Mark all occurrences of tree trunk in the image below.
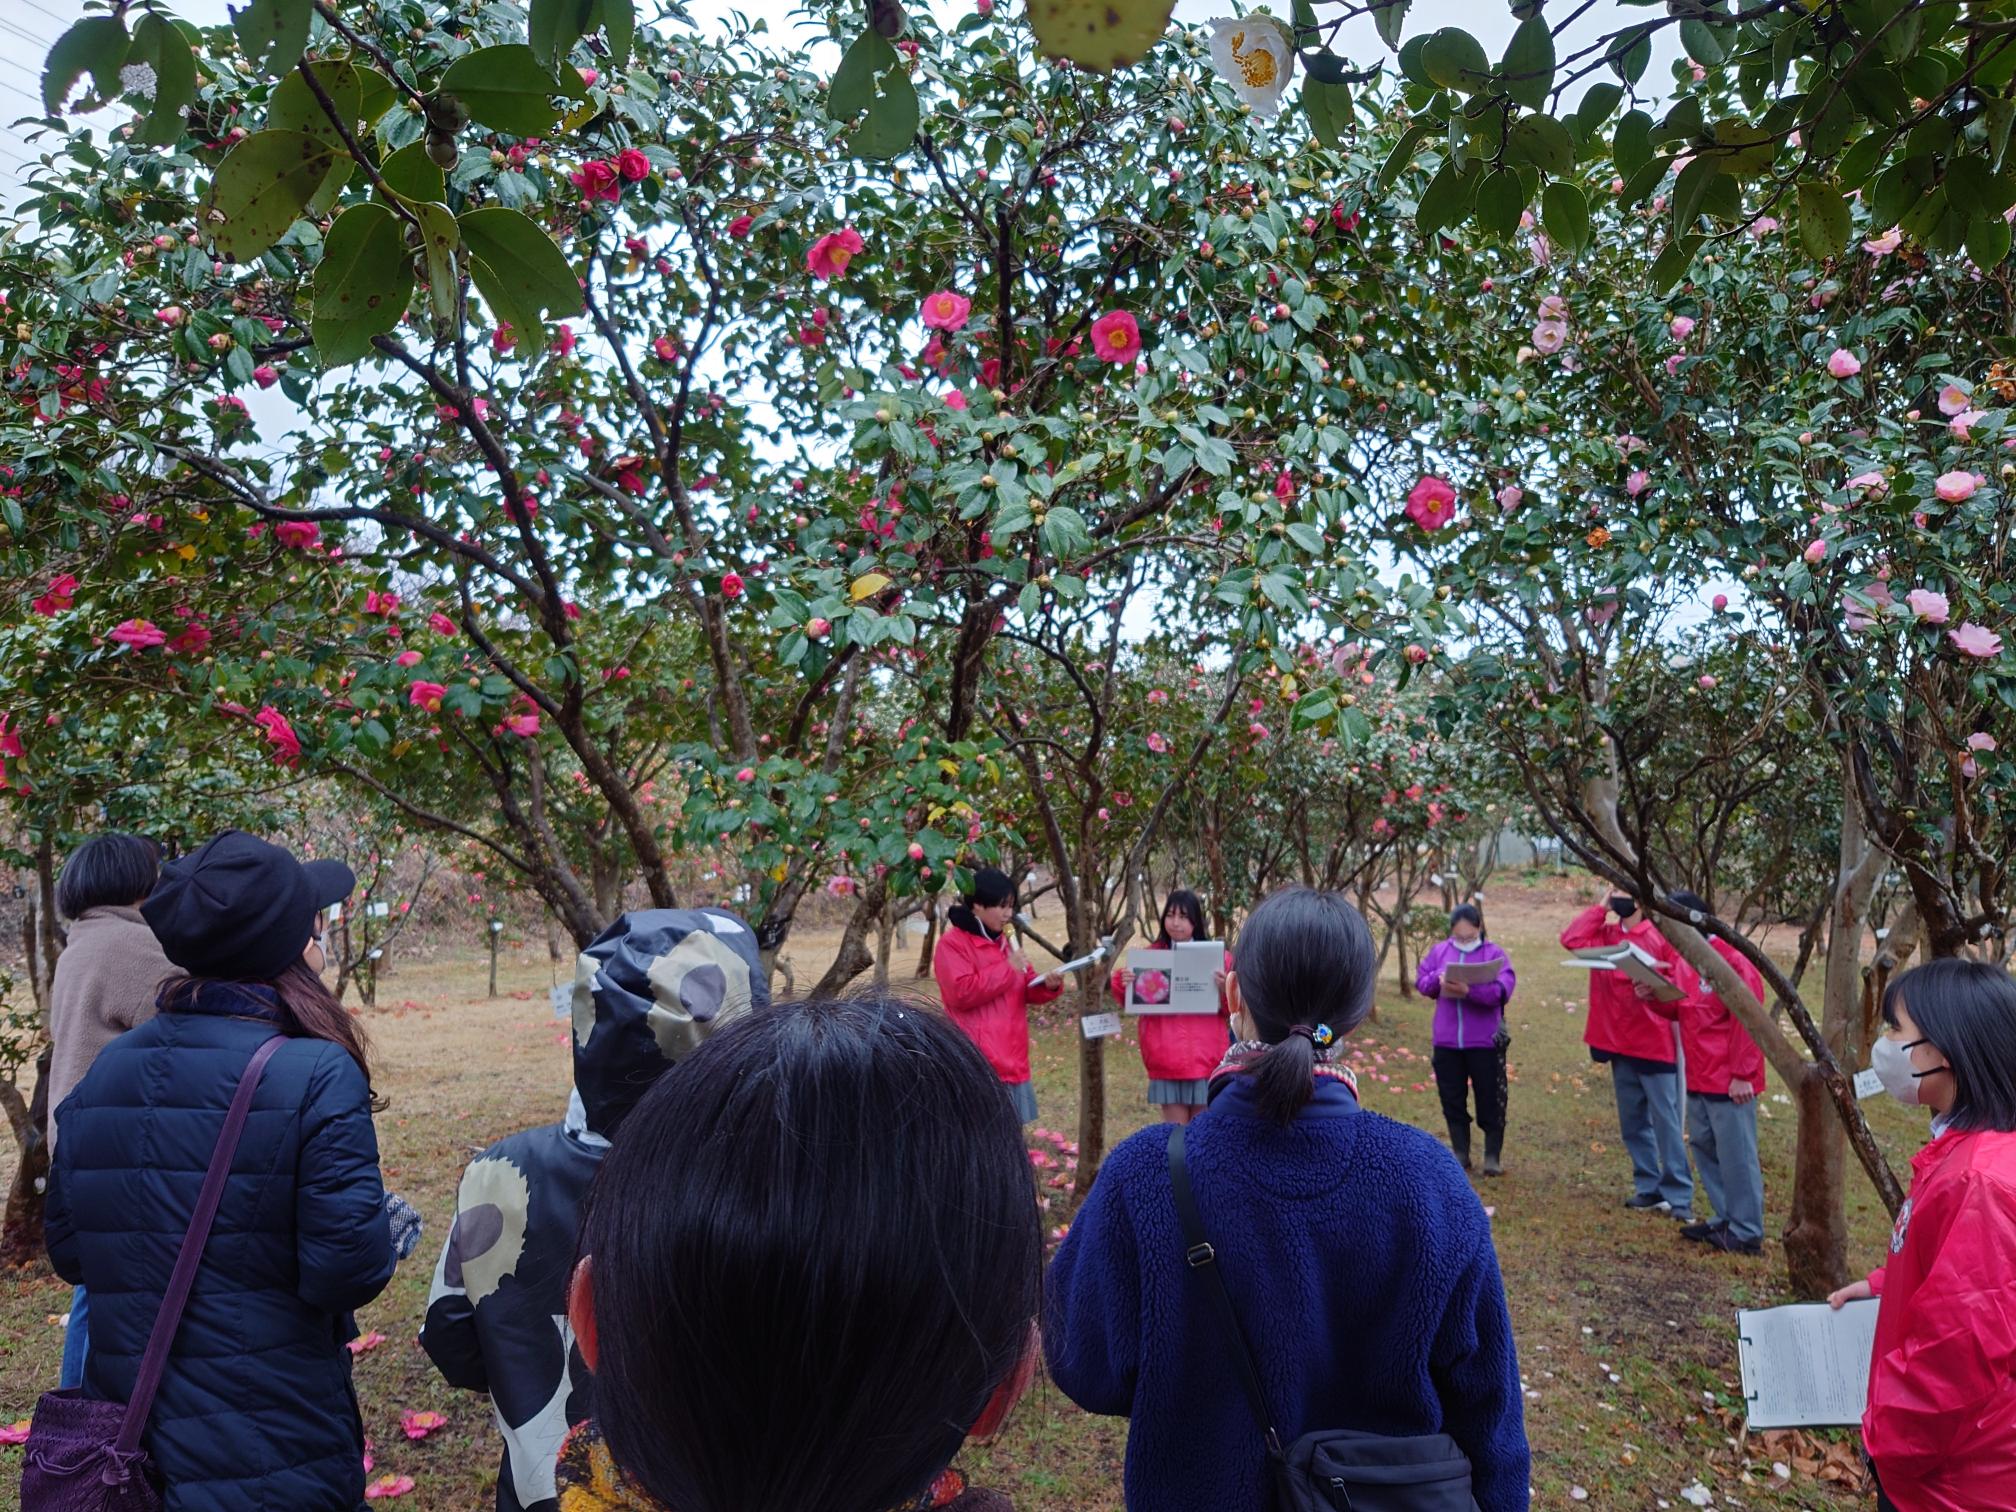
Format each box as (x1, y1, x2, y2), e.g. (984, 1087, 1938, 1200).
(809, 877, 888, 998)
(916, 897, 941, 978)
(5, 838, 63, 1265)
(1071, 877, 1106, 1199)
(1781, 1067, 1846, 1297)
(873, 900, 897, 991)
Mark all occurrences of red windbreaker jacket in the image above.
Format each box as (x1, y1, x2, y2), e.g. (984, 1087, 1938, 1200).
(933, 920, 1062, 1085)
(1653, 936, 1767, 1096)
(1558, 905, 1681, 1064)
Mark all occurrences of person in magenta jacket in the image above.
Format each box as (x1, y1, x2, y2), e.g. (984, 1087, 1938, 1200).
(1109, 890, 1231, 1126)
(1560, 893, 1692, 1220)
(1416, 904, 1516, 1175)
(1824, 959, 2016, 1512)
(1651, 891, 1769, 1256)
(934, 868, 1064, 1124)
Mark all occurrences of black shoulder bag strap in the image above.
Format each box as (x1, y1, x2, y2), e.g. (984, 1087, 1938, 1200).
(1168, 1125, 1296, 1501)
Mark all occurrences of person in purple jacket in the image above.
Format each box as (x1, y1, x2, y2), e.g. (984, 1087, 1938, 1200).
(1416, 904, 1517, 1176)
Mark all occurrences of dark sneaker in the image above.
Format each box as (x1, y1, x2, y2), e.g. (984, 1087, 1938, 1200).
(1704, 1228, 1763, 1256)
(1481, 1154, 1504, 1177)
(1679, 1220, 1726, 1244)
(1623, 1194, 1672, 1213)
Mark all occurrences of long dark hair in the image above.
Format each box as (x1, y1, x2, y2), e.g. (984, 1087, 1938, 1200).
(578, 994, 1041, 1512)
(1157, 888, 1208, 946)
(160, 960, 376, 1093)
(1883, 959, 2016, 1133)
(1234, 887, 1377, 1124)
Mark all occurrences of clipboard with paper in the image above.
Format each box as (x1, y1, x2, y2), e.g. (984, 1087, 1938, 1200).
(1440, 957, 1504, 987)
(1736, 1300, 1878, 1428)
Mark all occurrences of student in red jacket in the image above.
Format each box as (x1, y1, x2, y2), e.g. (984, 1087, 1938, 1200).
(1108, 889, 1230, 1126)
(1561, 893, 1692, 1219)
(1654, 892, 1768, 1256)
(934, 868, 1064, 1124)
(1826, 959, 2016, 1512)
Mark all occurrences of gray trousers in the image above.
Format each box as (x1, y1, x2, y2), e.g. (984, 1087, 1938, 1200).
(1612, 1059, 1693, 1214)
(1687, 1092, 1765, 1242)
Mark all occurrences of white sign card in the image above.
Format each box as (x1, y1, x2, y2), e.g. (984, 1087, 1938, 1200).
(1854, 1067, 1885, 1100)
(1737, 1300, 1878, 1429)
(1081, 1012, 1123, 1039)
(1124, 941, 1223, 1015)
(551, 983, 574, 1021)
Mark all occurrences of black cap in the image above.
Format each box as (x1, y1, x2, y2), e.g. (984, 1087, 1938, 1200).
(142, 830, 355, 982)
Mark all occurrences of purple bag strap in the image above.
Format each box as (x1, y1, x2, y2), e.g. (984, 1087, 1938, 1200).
(114, 1035, 287, 1455)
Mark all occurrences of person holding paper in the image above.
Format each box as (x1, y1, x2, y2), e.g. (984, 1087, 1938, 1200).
(1823, 960, 2016, 1512)
(1109, 889, 1231, 1125)
(1652, 892, 1768, 1257)
(1415, 905, 1517, 1175)
(935, 868, 1065, 1124)
(1560, 893, 1693, 1220)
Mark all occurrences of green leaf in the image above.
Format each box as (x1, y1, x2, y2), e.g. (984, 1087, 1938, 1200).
(1967, 213, 2014, 269)
(380, 141, 447, 203)
(121, 14, 197, 147)
(1378, 122, 1431, 189)
(1415, 158, 1478, 239)
(1285, 521, 1325, 555)
(1944, 154, 2015, 214)
(1613, 109, 1653, 179)
(1671, 156, 1716, 234)
(1679, 18, 1727, 67)
(1835, 130, 1888, 190)
(1606, 23, 1652, 85)
(1796, 181, 1851, 258)
(1869, 156, 1934, 230)
(1572, 82, 1622, 143)
(1304, 77, 1351, 149)
(853, 64, 918, 159)
(830, 29, 897, 121)
(1500, 16, 1553, 111)
(529, 0, 596, 73)
(440, 45, 563, 136)
(233, 0, 311, 77)
(1372, 0, 1409, 51)
(1987, 97, 2016, 174)
(1505, 114, 1574, 176)
(406, 200, 461, 325)
(204, 129, 340, 263)
(602, 0, 636, 70)
(1421, 28, 1488, 92)
(312, 201, 413, 365)
(1650, 232, 1703, 293)
(1541, 180, 1589, 256)
(354, 67, 397, 129)
(266, 60, 360, 211)
(1708, 118, 1779, 177)
(1474, 168, 1525, 240)
(42, 17, 128, 115)
(459, 206, 585, 353)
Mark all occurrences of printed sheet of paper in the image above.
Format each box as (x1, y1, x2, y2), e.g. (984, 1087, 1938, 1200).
(1125, 941, 1223, 1015)
(1442, 957, 1504, 987)
(1737, 1300, 1878, 1429)
(1559, 944, 1684, 1001)
(1081, 1012, 1122, 1040)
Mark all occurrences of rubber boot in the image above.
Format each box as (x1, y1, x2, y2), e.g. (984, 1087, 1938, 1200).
(1482, 1130, 1504, 1177)
(1448, 1123, 1473, 1171)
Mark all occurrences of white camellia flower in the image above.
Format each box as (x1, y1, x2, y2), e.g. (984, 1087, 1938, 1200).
(1207, 14, 1295, 119)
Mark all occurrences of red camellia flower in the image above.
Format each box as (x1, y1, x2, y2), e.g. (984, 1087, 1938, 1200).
(551, 323, 578, 357)
(428, 612, 457, 636)
(720, 571, 745, 599)
(500, 712, 541, 738)
(805, 227, 864, 280)
(275, 520, 321, 549)
(728, 214, 754, 238)
(569, 158, 621, 203)
(409, 681, 447, 712)
(31, 573, 78, 616)
(0, 713, 25, 791)
(1403, 475, 1458, 531)
(254, 705, 302, 767)
(252, 364, 279, 389)
(110, 619, 167, 650)
(920, 290, 972, 332)
(1089, 310, 1140, 363)
(615, 147, 650, 181)
(165, 623, 211, 657)
(364, 589, 401, 617)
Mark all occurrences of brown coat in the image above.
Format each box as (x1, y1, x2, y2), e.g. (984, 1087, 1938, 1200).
(46, 905, 178, 1153)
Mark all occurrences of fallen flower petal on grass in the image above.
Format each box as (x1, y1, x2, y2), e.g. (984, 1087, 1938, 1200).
(365, 1474, 415, 1499)
(348, 1331, 388, 1355)
(400, 1410, 448, 1441)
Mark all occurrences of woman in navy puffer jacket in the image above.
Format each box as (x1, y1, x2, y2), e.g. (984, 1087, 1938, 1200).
(1046, 887, 1529, 1512)
(46, 831, 395, 1512)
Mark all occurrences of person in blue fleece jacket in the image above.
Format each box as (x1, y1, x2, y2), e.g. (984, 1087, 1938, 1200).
(1045, 886, 1529, 1512)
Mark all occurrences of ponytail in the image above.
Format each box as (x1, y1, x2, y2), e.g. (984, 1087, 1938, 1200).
(1249, 1026, 1319, 1125)
(1228, 888, 1377, 1125)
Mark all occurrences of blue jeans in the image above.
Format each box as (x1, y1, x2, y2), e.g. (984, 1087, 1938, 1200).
(1688, 1093, 1765, 1243)
(1611, 1060, 1692, 1214)
(60, 1284, 89, 1390)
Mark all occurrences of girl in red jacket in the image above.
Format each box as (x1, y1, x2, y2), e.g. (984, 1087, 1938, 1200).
(1825, 959, 2016, 1512)
(933, 868, 1063, 1124)
(1108, 889, 1230, 1126)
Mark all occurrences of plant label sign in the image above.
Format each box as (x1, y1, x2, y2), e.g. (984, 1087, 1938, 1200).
(1124, 941, 1222, 1014)
(1081, 1012, 1123, 1040)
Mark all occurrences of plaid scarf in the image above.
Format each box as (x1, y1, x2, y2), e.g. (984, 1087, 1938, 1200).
(555, 1420, 1006, 1512)
(1207, 1038, 1361, 1103)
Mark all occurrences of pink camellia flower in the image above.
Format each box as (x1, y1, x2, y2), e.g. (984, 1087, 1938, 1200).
(428, 612, 457, 636)
(1403, 643, 1431, 664)
(408, 681, 447, 712)
(552, 324, 578, 357)
(394, 650, 421, 668)
(1864, 228, 1903, 256)
(1665, 354, 1684, 377)
(728, 214, 754, 238)
(1963, 757, 1981, 779)
(155, 305, 185, 326)
(615, 147, 650, 181)
(1670, 315, 1695, 340)
(1625, 470, 1650, 497)
(1951, 410, 1987, 440)
(254, 705, 302, 766)
(1939, 383, 1972, 417)
(274, 520, 320, 549)
(734, 766, 755, 783)
(1147, 688, 1169, 704)
(1950, 623, 2004, 658)
(1274, 469, 1295, 502)
(1846, 471, 1887, 496)
(1404, 475, 1457, 530)
(347, 1332, 387, 1356)
(1495, 484, 1523, 511)
(501, 712, 541, 738)
(720, 571, 745, 600)
(1537, 294, 1568, 322)
(1969, 732, 1999, 752)
(920, 290, 972, 332)
(365, 589, 401, 617)
(1586, 594, 1620, 627)
(1147, 731, 1170, 753)
(1935, 470, 1979, 502)
(1698, 674, 1718, 690)
(1804, 539, 1828, 563)
(578, 66, 599, 86)
(1248, 721, 1271, 739)
(365, 1474, 415, 1499)
(1907, 588, 1952, 623)
(1089, 310, 1141, 363)
(570, 158, 621, 203)
(1531, 320, 1568, 354)
(806, 227, 864, 280)
(252, 364, 279, 389)
(907, 841, 925, 861)
(0, 1421, 30, 1446)
(32, 573, 79, 615)
(1712, 593, 1729, 612)
(111, 619, 167, 649)
(805, 617, 831, 639)
(945, 390, 969, 412)
(827, 874, 856, 897)
(400, 1410, 447, 1442)
(1827, 349, 1862, 379)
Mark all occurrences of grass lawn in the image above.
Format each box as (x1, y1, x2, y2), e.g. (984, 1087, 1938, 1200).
(0, 879, 1914, 1509)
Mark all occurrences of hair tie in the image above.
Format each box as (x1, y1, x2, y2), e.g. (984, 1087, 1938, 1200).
(1288, 1023, 1334, 1048)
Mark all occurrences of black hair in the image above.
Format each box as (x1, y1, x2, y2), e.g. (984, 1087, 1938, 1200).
(1158, 888, 1208, 946)
(578, 994, 1041, 1512)
(1231, 887, 1377, 1124)
(1667, 890, 1711, 916)
(1449, 903, 1485, 936)
(56, 833, 161, 921)
(1881, 959, 2016, 1133)
(965, 866, 1015, 909)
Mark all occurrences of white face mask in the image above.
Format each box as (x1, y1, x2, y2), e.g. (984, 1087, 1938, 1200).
(1451, 936, 1483, 954)
(1871, 1033, 1927, 1106)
